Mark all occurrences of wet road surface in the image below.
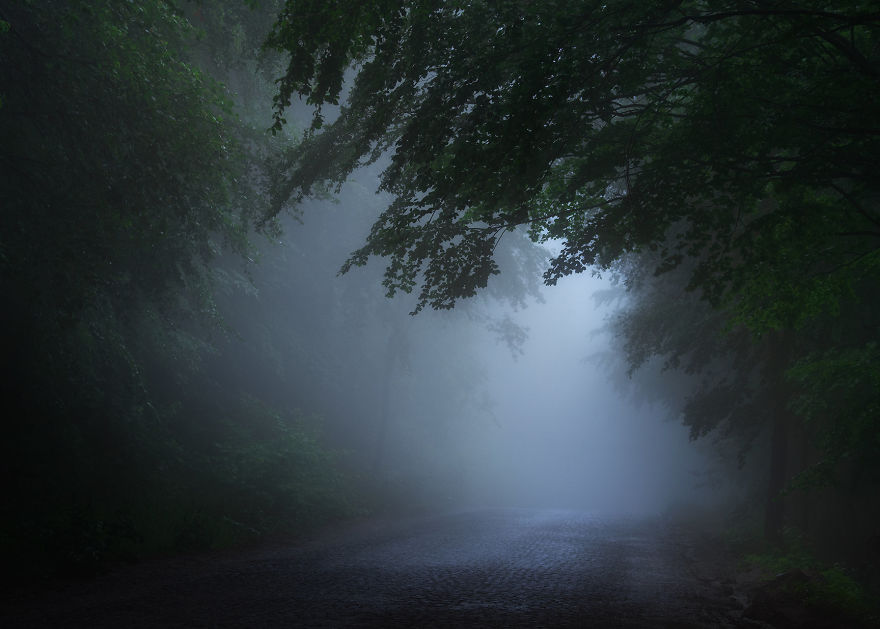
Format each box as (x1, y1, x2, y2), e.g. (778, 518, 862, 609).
(3, 509, 749, 628)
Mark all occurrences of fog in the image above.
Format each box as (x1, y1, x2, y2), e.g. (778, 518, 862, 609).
(250, 81, 729, 522)
(7, 9, 880, 622)
(455, 275, 712, 514)
(239, 170, 728, 520)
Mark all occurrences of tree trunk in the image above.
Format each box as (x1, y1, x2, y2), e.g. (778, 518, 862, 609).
(764, 330, 794, 543)
(764, 410, 788, 543)
(372, 326, 408, 477)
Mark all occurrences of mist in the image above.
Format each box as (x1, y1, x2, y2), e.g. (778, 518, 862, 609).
(6, 4, 878, 626)
(453, 274, 712, 514)
(229, 170, 727, 521)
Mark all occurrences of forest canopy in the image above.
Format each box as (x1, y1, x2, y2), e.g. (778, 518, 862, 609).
(0, 0, 545, 577)
(265, 0, 880, 542)
(266, 0, 880, 325)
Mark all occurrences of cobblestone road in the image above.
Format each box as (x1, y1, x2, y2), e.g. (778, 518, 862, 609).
(2, 509, 750, 628)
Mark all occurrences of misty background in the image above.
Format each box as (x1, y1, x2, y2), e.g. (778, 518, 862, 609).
(7, 5, 877, 609)
(231, 169, 730, 517)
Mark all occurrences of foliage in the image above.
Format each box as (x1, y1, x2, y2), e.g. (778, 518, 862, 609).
(745, 531, 876, 622)
(787, 342, 880, 488)
(604, 253, 773, 463)
(249, 0, 880, 555)
(262, 0, 880, 549)
(0, 0, 353, 578)
(265, 0, 880, 323)
(604, 232, 880, 545)
(0, 1, 256, 322)
(210, 400, 350, 533)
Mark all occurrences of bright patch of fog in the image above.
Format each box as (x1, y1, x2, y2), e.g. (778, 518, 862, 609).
(446, 272, 716, 515)
(260, 171, 733, 519)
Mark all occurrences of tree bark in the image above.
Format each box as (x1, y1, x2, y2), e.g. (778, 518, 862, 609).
(764, 330, 794, 543)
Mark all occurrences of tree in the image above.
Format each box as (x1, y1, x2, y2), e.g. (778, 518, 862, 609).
(264, 0, 880, 545)
(265, 0, 880, 320)
(602, 250, 800, 540)
(606, 244, 880, 545)
(0, 0, 288, 574)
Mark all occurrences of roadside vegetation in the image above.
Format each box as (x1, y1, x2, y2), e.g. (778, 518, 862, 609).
(2, 4, 879, 616)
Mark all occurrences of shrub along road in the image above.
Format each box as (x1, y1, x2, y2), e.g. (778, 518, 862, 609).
(2, 509, 789, 627)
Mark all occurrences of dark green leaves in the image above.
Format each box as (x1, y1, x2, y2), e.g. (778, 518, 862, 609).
(268, 0, 880, 321)
(265, 0, 405, 132)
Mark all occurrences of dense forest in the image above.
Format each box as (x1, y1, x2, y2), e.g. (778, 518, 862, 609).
(0, 0, 545, 578)
(1, 0, 878, 618)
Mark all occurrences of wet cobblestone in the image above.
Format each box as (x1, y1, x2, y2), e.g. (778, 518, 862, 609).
(1, 509, 749, 628)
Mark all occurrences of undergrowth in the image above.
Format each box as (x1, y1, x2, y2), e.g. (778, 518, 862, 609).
(742, 528, 878, 624)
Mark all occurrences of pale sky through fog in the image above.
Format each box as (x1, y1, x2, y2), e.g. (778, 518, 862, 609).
(461, 269, 713, 514)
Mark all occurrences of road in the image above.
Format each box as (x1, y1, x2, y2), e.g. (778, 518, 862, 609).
(3, 509, 751, 628)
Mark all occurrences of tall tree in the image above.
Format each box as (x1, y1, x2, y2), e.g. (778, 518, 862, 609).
(265, 0, 880, 320)
(264, 0, 880, 544)
(0, 0, 298, 574)
(603, 251, 799, 539)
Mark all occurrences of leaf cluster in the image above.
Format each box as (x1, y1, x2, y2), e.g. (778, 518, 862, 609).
(0, 0, 343, 577)
(267, 0, 880, 321)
